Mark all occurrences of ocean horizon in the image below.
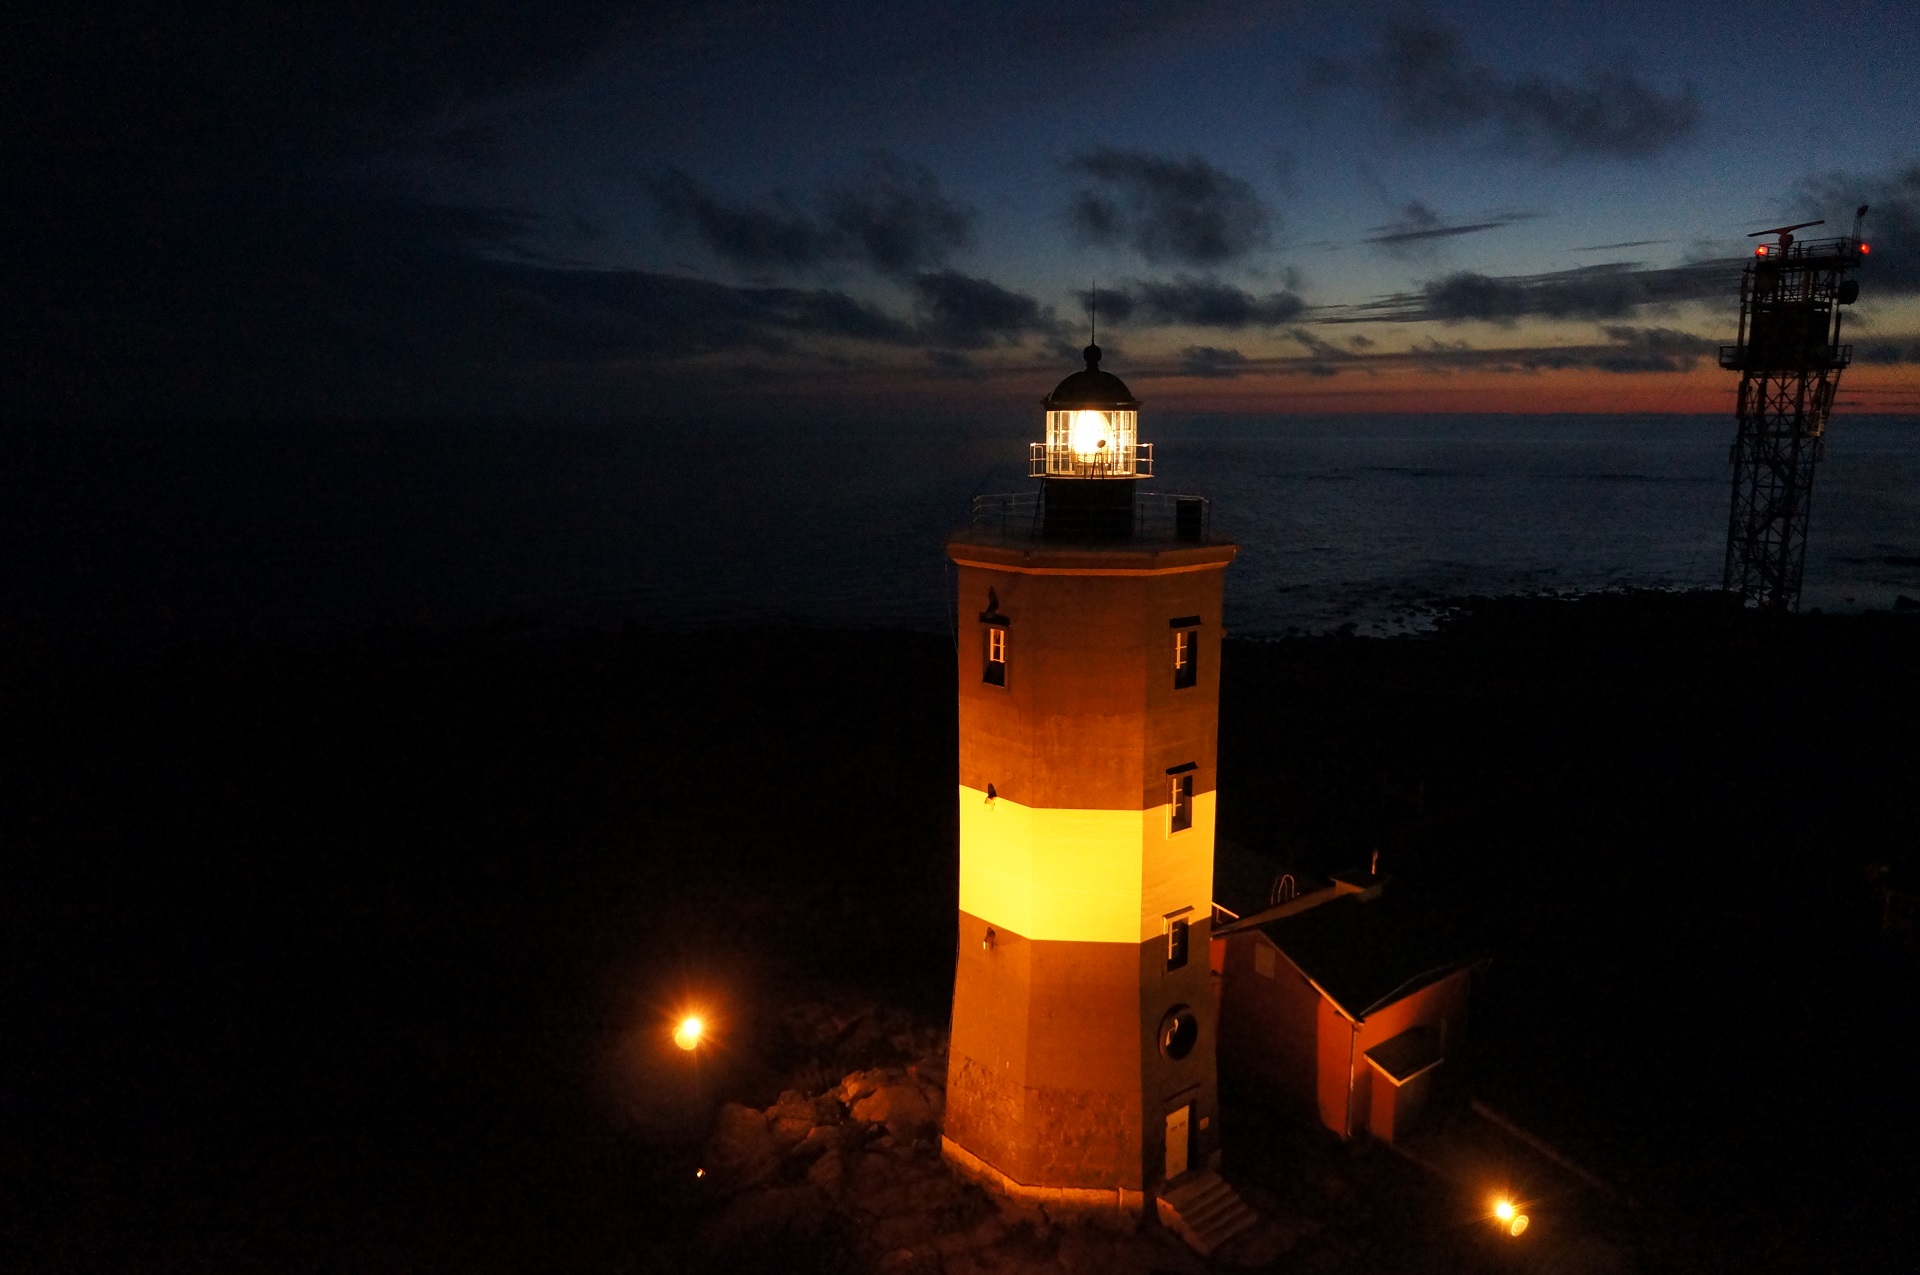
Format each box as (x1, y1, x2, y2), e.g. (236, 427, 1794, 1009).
(6, 414, 1918, 645)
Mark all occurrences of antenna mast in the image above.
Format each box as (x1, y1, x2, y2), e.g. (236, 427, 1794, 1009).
(1718, 217, 1869, 609)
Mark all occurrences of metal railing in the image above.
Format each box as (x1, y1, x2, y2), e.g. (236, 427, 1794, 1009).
(1754, 235, 1866, 264)
(963, 491, 1213, 545)
(1029, 442, 1153, 478)
(1719, 343, 1851, 371)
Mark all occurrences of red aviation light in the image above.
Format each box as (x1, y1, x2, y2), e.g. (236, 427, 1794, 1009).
(1860, 242, 1871, 254)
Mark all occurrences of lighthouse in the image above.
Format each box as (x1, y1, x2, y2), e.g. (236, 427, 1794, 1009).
(941, 344, 1237, 1210)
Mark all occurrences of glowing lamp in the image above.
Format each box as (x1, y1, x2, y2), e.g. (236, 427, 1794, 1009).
(1067, 409, 1119, 459)
(673, 1015, 705, 1051)
(1861, 242, 1871, 254)
(1491, 1197, 1529, 1237)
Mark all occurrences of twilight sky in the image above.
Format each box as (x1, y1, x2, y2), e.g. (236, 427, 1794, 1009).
(10, 0, 1920, 420)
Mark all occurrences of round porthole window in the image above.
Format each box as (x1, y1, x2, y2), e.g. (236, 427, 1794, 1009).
(1158, 1005, 1199, 1060)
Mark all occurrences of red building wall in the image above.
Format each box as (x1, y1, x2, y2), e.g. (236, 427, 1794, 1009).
(1215, 929, 1472, 1141)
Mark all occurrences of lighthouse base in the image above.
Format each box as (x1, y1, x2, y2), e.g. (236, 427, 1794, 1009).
(939, 1136, 1147, 1218)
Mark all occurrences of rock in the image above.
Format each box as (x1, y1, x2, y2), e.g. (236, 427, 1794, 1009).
(874, 1247, 938, 1275)
(963, 1215, 1006, 1249)
(763, 1089, 818, 1147)
(853, 1082, 935, 1138)
(699, 1183, 836, 1254)
(791, 1124, 841, 1163)
(992, 1193, 1049, 1239)
(810, 1092, 847, 1125)
(706, 1102, 776, 1189)
(846, 1151, 899, 1198)
(806, 1149, 845, 1194)
(869, 1211, 942, 1252)
(840, 1070, 881, 1105)
(912, 1055, 949, 1091)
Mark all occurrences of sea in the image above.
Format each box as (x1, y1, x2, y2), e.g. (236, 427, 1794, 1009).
(6, 414, 1918, 645)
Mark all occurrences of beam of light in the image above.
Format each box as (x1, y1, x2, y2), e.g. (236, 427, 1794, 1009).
(673, 1015, 705, 1051)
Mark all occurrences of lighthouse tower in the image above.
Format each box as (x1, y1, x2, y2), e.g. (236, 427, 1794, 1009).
(941, 345, 1236, 1208)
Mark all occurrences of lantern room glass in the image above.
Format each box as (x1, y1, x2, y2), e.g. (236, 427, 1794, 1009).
(1040, 409, 1142, 476)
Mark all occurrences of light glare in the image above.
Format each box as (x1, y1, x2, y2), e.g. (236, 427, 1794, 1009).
(673, 1015, 705, 1051)
(1068, 410, 1114, 458)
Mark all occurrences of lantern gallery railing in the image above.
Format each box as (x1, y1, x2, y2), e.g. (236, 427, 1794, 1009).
(1034, 409, 1148, 477)
(966, 491, 1212, 544)
(1029, 441, 1154, 478)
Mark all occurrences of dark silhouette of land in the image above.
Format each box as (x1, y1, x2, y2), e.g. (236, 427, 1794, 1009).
(4, 595, 1915, 1272)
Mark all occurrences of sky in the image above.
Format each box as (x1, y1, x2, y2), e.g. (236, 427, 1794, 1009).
(9, 0, 1920, 421)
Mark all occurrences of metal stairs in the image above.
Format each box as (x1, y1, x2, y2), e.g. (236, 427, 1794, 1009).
(1155, 1169, 1259, 1256)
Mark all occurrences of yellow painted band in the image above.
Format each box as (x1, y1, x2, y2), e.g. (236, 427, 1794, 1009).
(958, 784, 1215, 944)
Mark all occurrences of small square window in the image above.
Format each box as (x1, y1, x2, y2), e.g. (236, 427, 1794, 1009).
(1169, 772, 1194, 832)
(1173, 628, 1197, 689)
(983, 625, 1007, 686)
(1166, 915, 1190, 970)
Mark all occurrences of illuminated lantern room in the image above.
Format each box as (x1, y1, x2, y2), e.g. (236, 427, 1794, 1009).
(1034, 343, 1151, 539)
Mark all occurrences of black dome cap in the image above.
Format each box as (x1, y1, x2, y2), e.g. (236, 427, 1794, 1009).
(1043, 343, 1139, 410)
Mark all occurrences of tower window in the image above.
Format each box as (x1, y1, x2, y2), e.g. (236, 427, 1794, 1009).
(1158, 1005, 1199, 1060)
(983, 625, 1007, 686)
(1173, 628, 1198, 689)
(1169, 770, 1194, 832)
(1165, 913, 1190, 970)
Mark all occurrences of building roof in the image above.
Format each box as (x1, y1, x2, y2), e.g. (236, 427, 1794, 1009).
(1043, 345, 1139, 409)
(1212, 840, 1330, 923)
(1365, 1025, 1443, 1085)
(1252, 891, 1483, 1022)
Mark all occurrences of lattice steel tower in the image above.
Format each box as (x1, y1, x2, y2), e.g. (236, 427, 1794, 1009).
(1719, 213, 1868, 609)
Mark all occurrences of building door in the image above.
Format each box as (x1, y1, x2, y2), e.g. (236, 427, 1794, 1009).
(1164, 1105, 1190, 1180)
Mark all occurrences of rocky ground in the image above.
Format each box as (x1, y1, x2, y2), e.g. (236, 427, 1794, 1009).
(6, 604, 1917, 1272)
(687, 1024, 1274, 1275)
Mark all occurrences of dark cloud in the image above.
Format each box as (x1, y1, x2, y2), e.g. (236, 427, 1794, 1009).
(1, 0, 742, 417)
(1365, 202, 1537, 259)
(648, 171, 833, 271)
(1177, 346, 1250, 378)
(647, 153, 973, 277)
(1388, 327, 1713, 375)
(924, 349, 983, 378)
(1285, 326, 1345, 360)
(911, 271, 1057, 349)
(1377, 17, 1700, 160)
(1091, 277, 1305, 329)
(1572, 239, 1671, 252)
(1590, 324, 1717, 373)
(1851, 337, 1920, 366)
(1067, 150, 1273, 266)
(1168, 326, 1723, 380)
(1336, 258, 1743, 325)
(1790, 163, 1920, 292)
